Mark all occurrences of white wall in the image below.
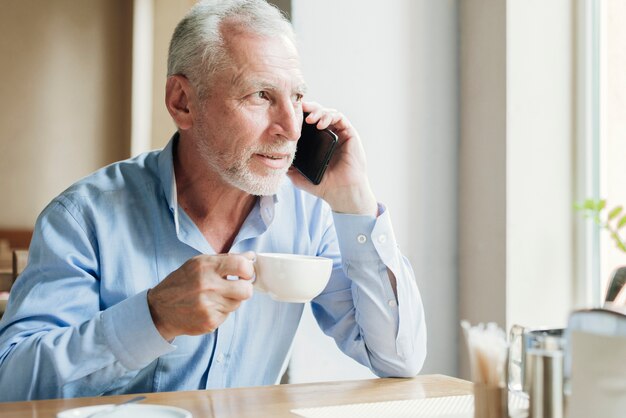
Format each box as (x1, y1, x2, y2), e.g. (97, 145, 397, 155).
(458, 0, 507, 345)
(0, 0, 132, 228)
(506, 0, 574, 330)
(289, 0, 459, 381)
(459, 0, 575, 378)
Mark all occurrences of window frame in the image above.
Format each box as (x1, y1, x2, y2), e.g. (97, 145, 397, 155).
(574, 0, 603, 307)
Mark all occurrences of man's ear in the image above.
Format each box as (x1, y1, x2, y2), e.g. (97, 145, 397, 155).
(165, 75, 196, 130)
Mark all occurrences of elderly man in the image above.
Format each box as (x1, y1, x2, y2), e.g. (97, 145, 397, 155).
(0, 0, 426, 401)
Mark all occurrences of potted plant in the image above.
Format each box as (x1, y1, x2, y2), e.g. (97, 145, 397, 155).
(576, 199, 626, 305)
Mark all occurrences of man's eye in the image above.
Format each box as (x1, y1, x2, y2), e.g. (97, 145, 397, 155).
(256, 91, 269, 100)
(294, 93, 303, 103)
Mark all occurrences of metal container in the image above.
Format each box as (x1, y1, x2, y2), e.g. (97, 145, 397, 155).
(508, 326, 564, 394)
(527, 349, 564, 418)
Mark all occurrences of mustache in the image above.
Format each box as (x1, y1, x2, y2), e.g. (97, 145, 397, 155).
(252, 142, 296, 155)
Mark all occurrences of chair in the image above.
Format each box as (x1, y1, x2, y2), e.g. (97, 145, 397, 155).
(12, 249, 28, 282)
(0, 229, 33, 250)
(0, 240, 12, 293)
(0, 250, 29, 318)
(0, 232, 31, 317)
(0, 229, 32, 292)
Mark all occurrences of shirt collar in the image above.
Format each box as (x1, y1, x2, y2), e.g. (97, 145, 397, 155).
(157, 133, 181, 234)
(157, 132, 281, 233)
(259, 194, 278, 227)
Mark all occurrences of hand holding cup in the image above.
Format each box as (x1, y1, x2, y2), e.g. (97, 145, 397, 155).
(147, 253, 256, 341)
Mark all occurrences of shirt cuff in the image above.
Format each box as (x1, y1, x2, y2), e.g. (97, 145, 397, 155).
(332, 203, 400, 271)
(101, 289, 176, 370)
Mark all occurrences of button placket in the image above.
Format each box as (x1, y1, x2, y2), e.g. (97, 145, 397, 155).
(206, 312, 237, 388)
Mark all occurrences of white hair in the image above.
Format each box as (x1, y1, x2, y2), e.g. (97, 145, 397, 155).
(167, 0, 296, 99)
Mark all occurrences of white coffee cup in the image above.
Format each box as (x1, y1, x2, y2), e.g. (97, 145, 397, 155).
(253, 253, 333, 303)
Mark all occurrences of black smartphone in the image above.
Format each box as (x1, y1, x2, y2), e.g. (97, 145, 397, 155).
(292, 112, 339, 185)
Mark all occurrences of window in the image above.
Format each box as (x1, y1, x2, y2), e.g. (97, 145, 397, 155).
(576, 0, 626, 306)
(599, 0, 626, 297)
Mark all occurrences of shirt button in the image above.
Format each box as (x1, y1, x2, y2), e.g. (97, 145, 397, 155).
(388, 299, 397, 307)
(357, 234, 367, 244)
(216, 353, 225, 364)
(378, 234, 387, 244)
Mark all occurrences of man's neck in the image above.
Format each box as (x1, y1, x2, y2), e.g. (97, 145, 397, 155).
(174, 137, 258, 254)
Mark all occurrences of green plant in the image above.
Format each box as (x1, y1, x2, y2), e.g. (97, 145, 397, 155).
(575, 199, 626, 253)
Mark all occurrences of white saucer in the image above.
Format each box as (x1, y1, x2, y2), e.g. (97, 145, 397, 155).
(57, 404, 192, 418)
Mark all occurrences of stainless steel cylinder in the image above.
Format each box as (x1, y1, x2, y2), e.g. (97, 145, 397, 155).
(528, 349, 564, 418)
(522, 328, 564, 394)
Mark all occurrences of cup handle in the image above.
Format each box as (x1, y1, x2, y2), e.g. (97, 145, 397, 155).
(252, 259, 267, 293)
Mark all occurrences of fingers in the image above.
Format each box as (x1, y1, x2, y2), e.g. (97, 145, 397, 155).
(219, 279, 254, 302)
(303, 101, 354, 135)
(185, 254, 255, 301)
(241, 251, 256, 261)
(192, 254, 254, 324)
(304, 104, 340, 129)
(210, 253, 255, 281)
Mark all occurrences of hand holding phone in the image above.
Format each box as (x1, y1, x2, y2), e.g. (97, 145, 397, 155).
(292, 112, 338, 185)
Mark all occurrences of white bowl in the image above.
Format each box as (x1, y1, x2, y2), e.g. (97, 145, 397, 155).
(57, 404, 192, 418)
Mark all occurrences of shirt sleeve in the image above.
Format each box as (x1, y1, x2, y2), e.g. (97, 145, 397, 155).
(0, 199, 174, 402)
(311, 203, 427, 377)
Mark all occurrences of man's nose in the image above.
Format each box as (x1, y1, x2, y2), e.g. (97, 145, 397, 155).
(270, 100, 301, 141)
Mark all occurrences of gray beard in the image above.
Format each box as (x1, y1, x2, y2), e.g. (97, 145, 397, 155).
(194, 138, 294, 196)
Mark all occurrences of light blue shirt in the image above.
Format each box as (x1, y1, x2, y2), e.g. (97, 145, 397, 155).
(0, 136, 426, 402)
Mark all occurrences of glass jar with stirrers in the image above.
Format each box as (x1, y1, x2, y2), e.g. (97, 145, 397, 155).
(462, 321, 509, 418)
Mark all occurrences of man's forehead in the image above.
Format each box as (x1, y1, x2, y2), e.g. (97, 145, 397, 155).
(223, 33, 307, 92)
(230, 68, 307, 94)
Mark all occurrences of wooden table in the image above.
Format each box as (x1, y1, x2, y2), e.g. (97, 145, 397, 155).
(0, 374, 472, 417)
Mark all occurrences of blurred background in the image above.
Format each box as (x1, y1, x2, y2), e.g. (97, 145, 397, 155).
(0, 0, 624, 382)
